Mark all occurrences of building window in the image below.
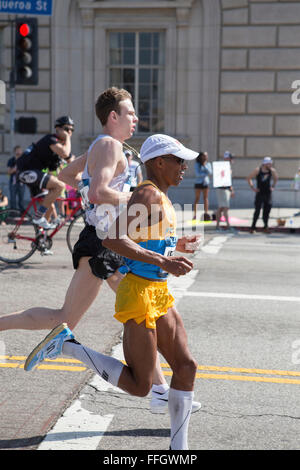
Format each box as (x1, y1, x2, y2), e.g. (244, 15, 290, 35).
(109, 31, 165, 134)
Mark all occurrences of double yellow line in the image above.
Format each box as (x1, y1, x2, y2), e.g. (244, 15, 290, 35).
(163, 363, 300, 385)
(1, 355, 300, 385)
(0, 355, 86, 372)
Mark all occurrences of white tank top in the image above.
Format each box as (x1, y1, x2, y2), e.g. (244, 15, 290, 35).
(80, 134, 129, 234)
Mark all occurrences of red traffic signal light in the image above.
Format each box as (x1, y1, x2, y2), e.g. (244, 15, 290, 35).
(15, 18, 38, 86)
(19, 23, 31, 37)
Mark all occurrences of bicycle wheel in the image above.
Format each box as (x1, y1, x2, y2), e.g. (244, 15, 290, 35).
(66, 211, 86, 253)
(0, 209, 38, 263)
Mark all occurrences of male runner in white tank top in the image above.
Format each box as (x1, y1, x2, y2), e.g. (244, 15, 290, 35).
(0, 87, 200, 414)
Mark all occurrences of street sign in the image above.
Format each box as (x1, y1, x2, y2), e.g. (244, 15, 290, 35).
(0, 0, 52, 16)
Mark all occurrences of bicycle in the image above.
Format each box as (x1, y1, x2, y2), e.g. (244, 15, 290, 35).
(0, 191, 85, 264)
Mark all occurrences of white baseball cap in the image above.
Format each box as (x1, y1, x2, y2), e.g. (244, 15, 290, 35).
(224, 151, 234, 159)
(263, 156, 273, 165)
(140, 134, 198, 164)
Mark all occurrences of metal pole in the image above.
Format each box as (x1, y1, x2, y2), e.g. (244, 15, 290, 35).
(9, 18, 16, 156)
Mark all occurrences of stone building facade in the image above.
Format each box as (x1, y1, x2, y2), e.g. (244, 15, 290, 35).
(1, 0, 300, 206)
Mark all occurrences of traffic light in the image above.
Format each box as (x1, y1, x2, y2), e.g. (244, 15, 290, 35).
(15, 18, 38, 85)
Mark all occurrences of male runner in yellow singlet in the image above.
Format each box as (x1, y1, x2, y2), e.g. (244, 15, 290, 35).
(24, 134, 199, 450)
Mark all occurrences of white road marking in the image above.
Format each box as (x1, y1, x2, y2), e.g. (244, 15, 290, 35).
(38, 345, 125, 450)
(0, 341, 5, 360)
(168, 270, 199, 304)
(199, 235, 231, 255)
(37, 400, 114, 450)
(183, 291, 300, 303)
(227, 241, 300, 250)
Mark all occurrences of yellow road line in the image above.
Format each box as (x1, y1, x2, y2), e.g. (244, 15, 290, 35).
(0, 355, 82, 364)
(161, 363, 300, 378)
(162, 371, 300, 385)
(0, 363, 20, 369)
(194, 373, 300, 385)
(0, 362, 87, 371)
(36, 364, 86, 372)
(1, 357, 300, 384)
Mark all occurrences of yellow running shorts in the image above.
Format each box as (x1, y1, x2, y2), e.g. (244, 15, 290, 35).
(114, 273, 175, 329)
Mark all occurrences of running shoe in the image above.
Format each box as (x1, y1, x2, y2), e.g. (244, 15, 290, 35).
(40, 248, 54, 256)
(32, 216, 56, 230)
(150, 390, 201, 414)
(24, 323, 74, 371)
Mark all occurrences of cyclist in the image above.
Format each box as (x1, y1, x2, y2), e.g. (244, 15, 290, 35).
(16, 116, 75, 230)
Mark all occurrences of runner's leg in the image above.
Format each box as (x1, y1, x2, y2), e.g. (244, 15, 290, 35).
(156, 307, 196, 391)
(156, 306, 197, 450)
(61, 311, 194, 450)
(63, 318, 157, 397)
(0, 257, 102, 331)
(105, 270, 124, 292)
(152, 352, 168, 386)
(119, 319, 157, 396)
(105, 270, 170, 393)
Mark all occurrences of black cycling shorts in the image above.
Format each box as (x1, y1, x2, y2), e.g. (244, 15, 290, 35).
(72, 224, 124, 279)
(18, 169, 50, 197)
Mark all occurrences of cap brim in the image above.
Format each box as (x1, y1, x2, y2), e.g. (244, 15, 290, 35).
(173, 147, 198, 160)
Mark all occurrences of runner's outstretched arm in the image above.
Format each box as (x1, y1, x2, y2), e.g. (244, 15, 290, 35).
(58, 152, 88, 188)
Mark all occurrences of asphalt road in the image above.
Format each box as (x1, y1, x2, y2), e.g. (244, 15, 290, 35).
(1, 226, 300, 452)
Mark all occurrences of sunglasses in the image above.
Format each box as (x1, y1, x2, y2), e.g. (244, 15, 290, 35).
(63, 126, 74, 133)
(163, 156, 185, 165)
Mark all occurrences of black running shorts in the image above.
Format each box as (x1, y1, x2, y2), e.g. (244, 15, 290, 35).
(18, 169, 50, 197)
(72, 224, 124, 279)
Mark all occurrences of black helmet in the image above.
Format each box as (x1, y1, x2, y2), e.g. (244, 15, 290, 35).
(55, 116, 74, 128)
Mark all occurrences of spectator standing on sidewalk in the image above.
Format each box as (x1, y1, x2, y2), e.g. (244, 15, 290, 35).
(7, 145, 26, 212)
(215, 151, 235, 232)
(247, 156, 278, 234)
(193, 151, 212, 221)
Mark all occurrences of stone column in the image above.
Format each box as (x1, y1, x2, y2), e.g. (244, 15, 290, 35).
(80, 8, 95, 140)
(175, 7, 190, 137)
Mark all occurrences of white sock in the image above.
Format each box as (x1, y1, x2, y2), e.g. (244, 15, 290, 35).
(63, 339, 124, 388)
(151, 383, 169, 395)
(168, 388, 194, 450)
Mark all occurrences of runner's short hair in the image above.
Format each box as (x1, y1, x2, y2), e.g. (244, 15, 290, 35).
(95, 87, 132, 126)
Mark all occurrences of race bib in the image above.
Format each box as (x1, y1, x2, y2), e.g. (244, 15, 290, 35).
(157, 237, 177, 278)
(78, 179, 92, 210)
(164, 245, 176, 258)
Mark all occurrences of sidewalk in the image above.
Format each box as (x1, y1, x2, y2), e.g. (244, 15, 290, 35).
(176, 207, 300, 234)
